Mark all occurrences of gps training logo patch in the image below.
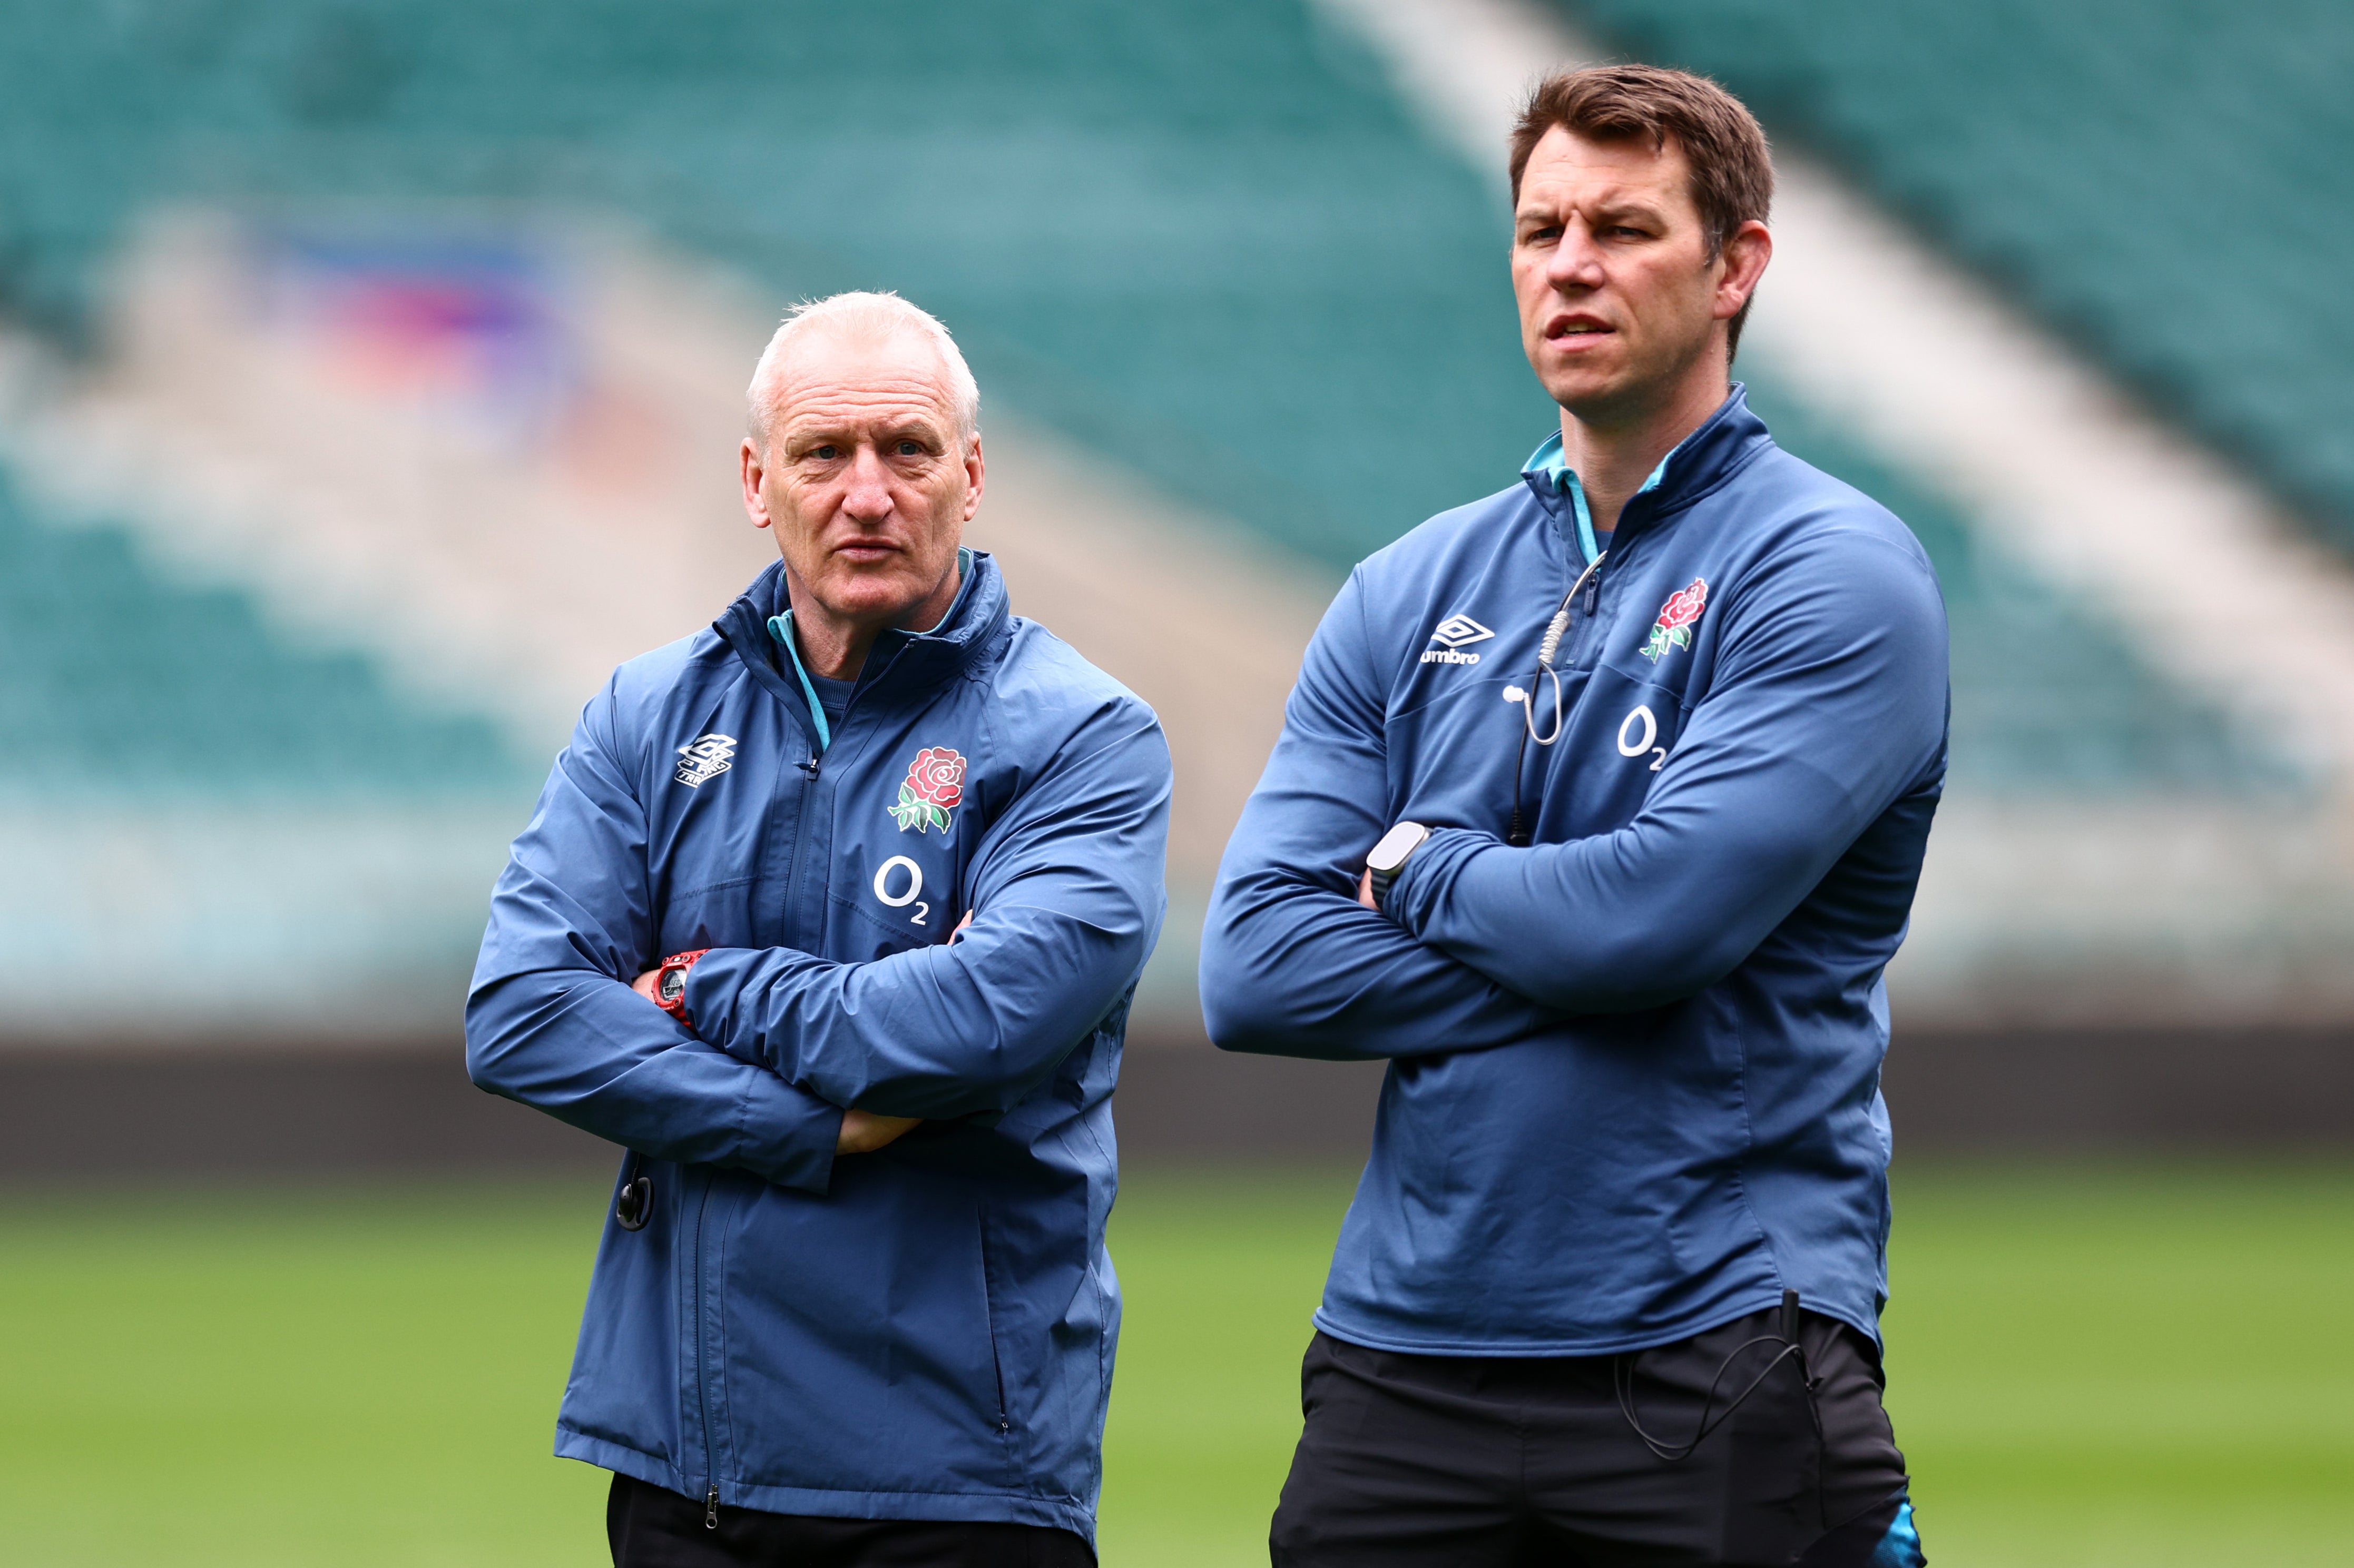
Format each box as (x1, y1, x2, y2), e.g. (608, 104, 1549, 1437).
(1641, 579, 1708, 662)
(890, 746, 967, 834)
(674, 733, 738, 787)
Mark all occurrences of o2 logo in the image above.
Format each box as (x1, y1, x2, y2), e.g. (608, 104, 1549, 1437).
(872, 855, 929, 925)
(1617, 705, 1668, 772)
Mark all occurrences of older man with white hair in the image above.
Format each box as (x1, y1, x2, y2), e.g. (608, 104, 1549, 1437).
(467, 291, 1171, 1566)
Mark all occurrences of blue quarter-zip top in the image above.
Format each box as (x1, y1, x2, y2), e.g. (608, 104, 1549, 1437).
(1201, 387, 1949, 1357)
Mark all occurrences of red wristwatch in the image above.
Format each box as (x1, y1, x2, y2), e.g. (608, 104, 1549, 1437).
(652, 949, 710, 1024)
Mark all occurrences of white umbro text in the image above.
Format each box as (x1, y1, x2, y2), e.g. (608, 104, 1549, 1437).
(1423, 613, 1495, 665)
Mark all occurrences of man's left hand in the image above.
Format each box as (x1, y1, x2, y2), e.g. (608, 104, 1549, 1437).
(1358, 868, 1378, 910)
(839, 1110, 922, 1154)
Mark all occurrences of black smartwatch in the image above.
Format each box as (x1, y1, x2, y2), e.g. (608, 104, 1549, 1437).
(1365, 821, 1431, 911)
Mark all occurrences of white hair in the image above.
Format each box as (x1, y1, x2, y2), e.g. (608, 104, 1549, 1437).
(746, 290, 980, 450)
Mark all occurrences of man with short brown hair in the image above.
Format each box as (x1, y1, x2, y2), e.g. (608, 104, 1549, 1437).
(1203, 65, 1938, 1566)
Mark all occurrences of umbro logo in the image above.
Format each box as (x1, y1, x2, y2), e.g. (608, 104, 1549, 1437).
(1430, 614, 1495, 648)
(675, 733, 738, 787)
(1421, 613, 1494, 666)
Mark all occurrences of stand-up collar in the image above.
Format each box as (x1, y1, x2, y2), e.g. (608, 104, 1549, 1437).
(713, 549, 1012, 747)
(1518, 383, 1771, 556)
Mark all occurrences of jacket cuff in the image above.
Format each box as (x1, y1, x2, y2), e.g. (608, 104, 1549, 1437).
(680, 947, 743, 1042)
(681, 944, 825, 1071)
(739, 1080, 841, 1196)
(1385, 827, 1498, 940)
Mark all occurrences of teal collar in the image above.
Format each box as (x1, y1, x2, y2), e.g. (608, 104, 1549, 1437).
(768, 608, 833, 751)
(1521, 432, 1678, 565)
(765, 548, 973, 751)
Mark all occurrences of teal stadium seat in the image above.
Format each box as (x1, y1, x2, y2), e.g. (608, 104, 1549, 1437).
(0, 465, 526, 798)
(1568, 0, 2354, 555)
(0, 0, 2301, 796)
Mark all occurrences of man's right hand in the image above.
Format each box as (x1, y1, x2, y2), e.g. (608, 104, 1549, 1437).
(838, 1110, 921, 1155)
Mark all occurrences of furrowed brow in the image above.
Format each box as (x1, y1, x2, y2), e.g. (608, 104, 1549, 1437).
(783, 408, 947, 453)
(1589, 196, 1671, 229)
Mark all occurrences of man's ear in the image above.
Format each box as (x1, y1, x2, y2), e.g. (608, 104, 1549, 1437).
(741, 437, 774, 530)
(1712, 219, 1772, 322)
(959, 435, 986, 524)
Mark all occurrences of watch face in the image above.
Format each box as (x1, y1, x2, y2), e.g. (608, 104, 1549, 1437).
(1368, 821, 1430, 874)
(659, 967, 685, 1004)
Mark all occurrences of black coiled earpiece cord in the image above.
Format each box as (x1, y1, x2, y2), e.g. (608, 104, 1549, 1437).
(1613, 1289, 1821, 1463)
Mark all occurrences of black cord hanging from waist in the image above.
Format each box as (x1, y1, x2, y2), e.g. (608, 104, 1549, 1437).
(1613, 1289, 1819, 1463)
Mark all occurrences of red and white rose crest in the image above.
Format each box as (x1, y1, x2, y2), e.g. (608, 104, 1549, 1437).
(890, 746, 967, 834)
(1641, 578, 1708, 662)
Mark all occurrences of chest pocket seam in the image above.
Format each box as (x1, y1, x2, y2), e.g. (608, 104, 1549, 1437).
(659, 873, 759, 906)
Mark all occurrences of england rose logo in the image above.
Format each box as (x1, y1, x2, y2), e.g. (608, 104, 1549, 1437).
(1641, 578, 1709, 662)
(890, 746, 967, 834)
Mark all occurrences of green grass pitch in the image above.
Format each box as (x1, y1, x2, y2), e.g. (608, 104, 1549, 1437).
(2, 1161, 2348, 1565)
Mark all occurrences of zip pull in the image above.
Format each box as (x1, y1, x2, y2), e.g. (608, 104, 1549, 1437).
(1584, 562, 1603, 616)
(705, 1484, 720, 1530)
(799, 754, 820, 779)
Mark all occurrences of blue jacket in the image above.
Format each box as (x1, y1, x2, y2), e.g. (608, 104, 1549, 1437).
(1200, 388, 1948, 1355)
(466, 552, 1169, 1540)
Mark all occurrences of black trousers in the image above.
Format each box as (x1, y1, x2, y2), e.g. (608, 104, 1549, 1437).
(606, 1474, 1096, 1568)
(1270, 1308, 1917, 1567)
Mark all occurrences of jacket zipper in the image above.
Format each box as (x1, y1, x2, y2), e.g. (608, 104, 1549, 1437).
(782, 743, 820, 962)
(1575, 555, 1606, 670)
(788, 640, 854, 933)
(692, 1176, 719, 1528)
(977, 1218, 1015, 1446)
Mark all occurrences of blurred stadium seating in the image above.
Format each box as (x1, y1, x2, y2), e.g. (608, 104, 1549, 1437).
(0, 0, 2347, 1162)
(0, 0, 1534, 566)
(1752, 388, 2292, 797)
(0, 463, 521, 797)
(1570, 0, 2354, 554)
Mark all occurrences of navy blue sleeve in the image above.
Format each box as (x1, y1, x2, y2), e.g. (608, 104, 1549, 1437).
(682, 698, 1171, 1120)
(465, 679, 843, 1194)
(1385, 530, 1948, 1012)
(1198, 571, 1568, 1060)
